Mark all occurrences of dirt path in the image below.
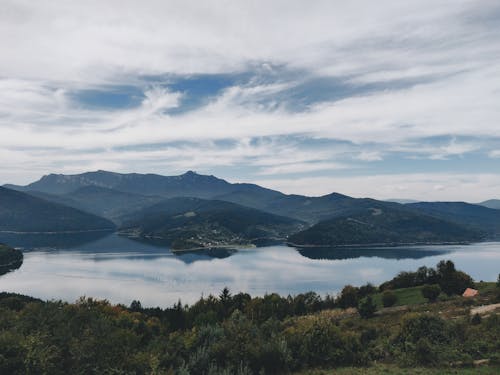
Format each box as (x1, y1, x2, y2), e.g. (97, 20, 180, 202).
(470, 303, 500, 315)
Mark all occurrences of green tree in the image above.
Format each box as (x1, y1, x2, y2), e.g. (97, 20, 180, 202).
(358, 296, 377, 319)
(421, 284, 441, 302)
(337, 285, 359, 309)
(382, 290, 398, 307)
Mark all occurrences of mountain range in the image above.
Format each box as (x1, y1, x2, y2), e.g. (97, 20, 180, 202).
(2, 170, 500, 249)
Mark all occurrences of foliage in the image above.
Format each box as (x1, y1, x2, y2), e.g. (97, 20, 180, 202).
(0, 262, 497, 374)
(358, 296, 377, 319)
(0, 244, 23, 276)
(381, 260, 473, 296)
(381, 291, 398, 307)
(421, 285, 441, 302)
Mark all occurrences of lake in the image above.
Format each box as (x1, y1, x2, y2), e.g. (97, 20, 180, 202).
(0, 233, 499, 307)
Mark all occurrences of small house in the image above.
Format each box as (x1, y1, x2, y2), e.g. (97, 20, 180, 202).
(462, 288, 478, 297)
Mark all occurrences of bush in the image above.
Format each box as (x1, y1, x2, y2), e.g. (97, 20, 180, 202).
(382, 291, 398, 307)
(470, 313, 481, 325)
(337, 285, 359, 309)
(421, 284, 441, 302)
(358, 296, 377, 319)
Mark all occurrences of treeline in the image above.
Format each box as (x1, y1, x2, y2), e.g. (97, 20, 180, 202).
(379, 260, 474, 295)
(0, 261, 498, 374)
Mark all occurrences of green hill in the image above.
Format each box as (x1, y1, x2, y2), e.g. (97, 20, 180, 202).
(0, 243, 23, 275)
(406, 201, 500, 237)
(28, 186, 164, 224)
(119, 197, 304, 250)
(0, 187, 115, 233)
(288, 205, 483, 246)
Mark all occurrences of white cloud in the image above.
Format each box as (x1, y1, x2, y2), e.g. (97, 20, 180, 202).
(252, 173, 500, 202)
(0, 0, 500, 198)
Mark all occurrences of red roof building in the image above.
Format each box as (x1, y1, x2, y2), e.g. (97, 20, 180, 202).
(462, 288, 478, 297)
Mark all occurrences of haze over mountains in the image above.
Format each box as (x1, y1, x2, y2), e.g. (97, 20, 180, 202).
(3, 170, 500, 249)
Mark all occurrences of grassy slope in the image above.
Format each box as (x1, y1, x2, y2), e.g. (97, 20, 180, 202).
(371, 282, 496, 309)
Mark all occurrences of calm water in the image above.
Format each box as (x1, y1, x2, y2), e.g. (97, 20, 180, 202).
(0, 233, 499, 307)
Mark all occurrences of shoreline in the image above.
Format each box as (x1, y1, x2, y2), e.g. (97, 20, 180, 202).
(286, 240, 472, 248)
(0, 229, 115, 235)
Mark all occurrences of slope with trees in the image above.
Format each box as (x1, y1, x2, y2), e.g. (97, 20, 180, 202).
(0, 187, 115, 233)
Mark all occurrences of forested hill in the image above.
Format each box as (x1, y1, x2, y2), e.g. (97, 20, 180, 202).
(0, 187, 115, 233)
(0, 243, 23, 275)
(288, 205, 484, 247)
(119, 197, 304, 250)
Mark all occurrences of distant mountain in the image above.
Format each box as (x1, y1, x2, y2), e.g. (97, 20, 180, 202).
(27, 186, 164, 224)
(406, 201, 500, 236)
(385, 199, 420, 204)
(478, 199, 500, 210)
(215, 191, 392, 223)
(5, 170, 241, 198)
(0, 187, 115, 233)
(119, 197, 305, 250)
(5, 170, 500, 245)
(288, 205, 483, 247)
(6, 170, 380, 223)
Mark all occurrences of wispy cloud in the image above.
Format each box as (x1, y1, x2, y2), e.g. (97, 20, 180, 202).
(1, 1, 500, 200)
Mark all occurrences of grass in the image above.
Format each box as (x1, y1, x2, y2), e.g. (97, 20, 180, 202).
(294, 364, 500, 374)
(371, 285, 427, 308)
(371, 282, 497, 309)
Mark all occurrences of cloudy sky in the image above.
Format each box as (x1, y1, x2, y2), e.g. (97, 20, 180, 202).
(1, 0, 500, 201)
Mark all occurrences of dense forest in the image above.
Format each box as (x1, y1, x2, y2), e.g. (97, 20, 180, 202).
(0, 261, 499, 374)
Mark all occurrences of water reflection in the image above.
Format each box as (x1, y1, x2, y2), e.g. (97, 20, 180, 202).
(0, 231, 112, 250)
(296, 246, 451, 260)
(0, 234, 498, 307)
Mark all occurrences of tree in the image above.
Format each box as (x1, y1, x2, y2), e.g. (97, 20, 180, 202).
(358, 283, 376, 298)
(440, 271, 474, 295)
(130, 300, 142, 312)
(382, 291, 398, 307)
(358, 296, 377, 319)
(421, 284, 441, 302)
(337, 285, 359, 309)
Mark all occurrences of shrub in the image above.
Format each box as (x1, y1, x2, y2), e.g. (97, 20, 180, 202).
(470, 313, 481, 325)
(337, 285, 359, 309)
(421, 284, 441, 302)
(382, 291, 398, 307)
(358, 296, 377, 319)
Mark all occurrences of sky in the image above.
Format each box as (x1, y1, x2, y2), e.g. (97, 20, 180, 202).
(1, 0, 500, 201)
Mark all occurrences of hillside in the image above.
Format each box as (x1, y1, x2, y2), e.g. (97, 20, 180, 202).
(4, 170, 381, 223)
(0, 243, 23, 275)
(406, 201, 500, 237)
(6, 170, 500, 242)
(0, 187, 115, 233)
(28, 186, 164, 224)
(119, 197, 304, 250)
(288, 205, 483, 247)
(479, 199, 500, 210)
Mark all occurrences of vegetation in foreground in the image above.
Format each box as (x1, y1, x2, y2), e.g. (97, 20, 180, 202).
(0, 261, 499, 374)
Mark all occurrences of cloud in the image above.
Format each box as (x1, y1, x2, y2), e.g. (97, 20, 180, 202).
(252, 173, 500, 202)
(0, 0, 499, 199)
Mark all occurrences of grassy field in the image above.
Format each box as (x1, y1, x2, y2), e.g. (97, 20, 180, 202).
(371, 282, 497, 309)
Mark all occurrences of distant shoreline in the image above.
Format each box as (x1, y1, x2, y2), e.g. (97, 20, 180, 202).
(0, 229, 114, 235)
(171, 244, 257, 252)
(286, 241, 472, 248)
